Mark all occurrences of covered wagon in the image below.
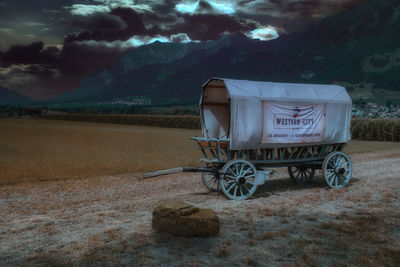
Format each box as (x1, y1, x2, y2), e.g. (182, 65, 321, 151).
(192, 78, 353, 200)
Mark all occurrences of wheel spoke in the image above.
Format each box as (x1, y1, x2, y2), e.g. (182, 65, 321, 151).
(205, 177, 214, 183)
(329, 174, 336, 185)
(239, 185, 244, 196)
(210, 180, 216, 188)
(225, 174, 236, 180)
(328, 161, 335, 169)
(334, 155, 340, 166)
(239, 164, 245, 176)
(337, 157, 344, 167)
(326, 171, 335, 179)
(243, 183, 250, 193)
(340, 161, 349, 168)
(337, 173, 343, 185)
(244, 173, 256, 179)
(242, 167, 252, 176)
(233, 185, 238, 196)
(226, 182, 235, 192)
(227, 167, 236, 177)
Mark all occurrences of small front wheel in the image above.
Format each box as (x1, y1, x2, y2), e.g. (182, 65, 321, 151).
(288, 165, 315, 184)
(220, 159, 257, 200)
(202, 172, 220, 192)
(322, 151, 352, 189)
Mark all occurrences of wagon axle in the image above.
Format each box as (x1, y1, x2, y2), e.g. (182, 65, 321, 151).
(237, 177, 246, 185)
(335, 167, 346, 175)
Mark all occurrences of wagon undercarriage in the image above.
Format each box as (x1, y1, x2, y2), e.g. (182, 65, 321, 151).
(192, 137, 352, 200)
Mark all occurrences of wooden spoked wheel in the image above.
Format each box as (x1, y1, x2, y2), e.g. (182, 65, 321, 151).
(201, 172, 220, 192)
(220, 159, 257, 200)
(322, 151, 352, 189)
(288, 166, 315, 184)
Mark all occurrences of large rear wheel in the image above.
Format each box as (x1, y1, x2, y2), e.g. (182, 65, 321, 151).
(220, 159, 257, 200)
(322, 151, 352, 189)
(288, 166, 315, 184)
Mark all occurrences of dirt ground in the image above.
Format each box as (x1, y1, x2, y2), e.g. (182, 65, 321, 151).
(1, 150, 399, 266)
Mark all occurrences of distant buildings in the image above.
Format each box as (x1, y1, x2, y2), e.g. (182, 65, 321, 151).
(103, 96, 152, 106)
(22, 107, 47, 118)
(352, 102, 400, 118)
(22, 107, 65, 118)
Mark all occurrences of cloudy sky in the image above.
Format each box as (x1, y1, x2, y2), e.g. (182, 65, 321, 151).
(0, 0, 366, 99)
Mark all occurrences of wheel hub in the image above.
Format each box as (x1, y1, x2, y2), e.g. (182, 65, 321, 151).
(236, 176, 246, 184)
(335, 167, 345, 174)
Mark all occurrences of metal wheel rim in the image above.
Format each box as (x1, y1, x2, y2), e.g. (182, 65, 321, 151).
(220, 159, 257, 200)
(322, 151, 352, 189)
(201, 172, 220, 192)
(288, 166, 315, 184)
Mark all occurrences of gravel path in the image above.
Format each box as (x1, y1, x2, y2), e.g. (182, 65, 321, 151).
(1, 150, 399, 266)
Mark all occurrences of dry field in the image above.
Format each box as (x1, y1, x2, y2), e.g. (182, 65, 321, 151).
(1, 119, 400, 266)
(1, 118, 400, 185)
(0, 119, 202, 185)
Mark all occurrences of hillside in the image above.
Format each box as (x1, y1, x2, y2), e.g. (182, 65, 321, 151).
(0, 86, 33, 105)
(57, 0, 400, 104)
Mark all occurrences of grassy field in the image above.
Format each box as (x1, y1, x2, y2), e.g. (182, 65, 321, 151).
(0, 119, 202, 185)
(1, 118, 400, 185)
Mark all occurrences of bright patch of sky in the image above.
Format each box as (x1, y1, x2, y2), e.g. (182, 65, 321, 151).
(207, 1, 234, 14)
(77, 34, 192, 49)
(68, 0, 152, 16)
(175, 0, 235, 15)
(248, 26, 279, 41)
(170, 33, 192, 43)
(69, 4, 110, 15)
(175, 1, 199, 14)
(127, 34, 192, 46)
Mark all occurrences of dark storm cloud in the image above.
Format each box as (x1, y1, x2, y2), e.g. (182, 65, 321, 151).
(1, 42, 59, 67)
(65, 8, 149, 43)
(73, 13, 127, 31)
(59, 41, 124, 76)
(0, 39, 125, 99)
(236, 0, 367, 31)
(143, 12, 178, 30)
(267, 0, 366, 17)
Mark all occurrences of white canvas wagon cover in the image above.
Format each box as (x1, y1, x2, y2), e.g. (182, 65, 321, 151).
(200, 78, 352, 150)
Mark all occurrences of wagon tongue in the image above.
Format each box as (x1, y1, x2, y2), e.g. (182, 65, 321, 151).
(142, 167, 213, 179)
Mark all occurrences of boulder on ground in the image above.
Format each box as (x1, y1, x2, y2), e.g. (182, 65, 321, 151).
(152, 200, 219, 237)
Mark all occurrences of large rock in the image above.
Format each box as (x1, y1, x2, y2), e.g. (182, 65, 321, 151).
(152, 200, 220, 237)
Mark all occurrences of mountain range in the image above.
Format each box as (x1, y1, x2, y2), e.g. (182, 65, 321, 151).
(0, 86, 33, 105)
(56, 0, 400, 105)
